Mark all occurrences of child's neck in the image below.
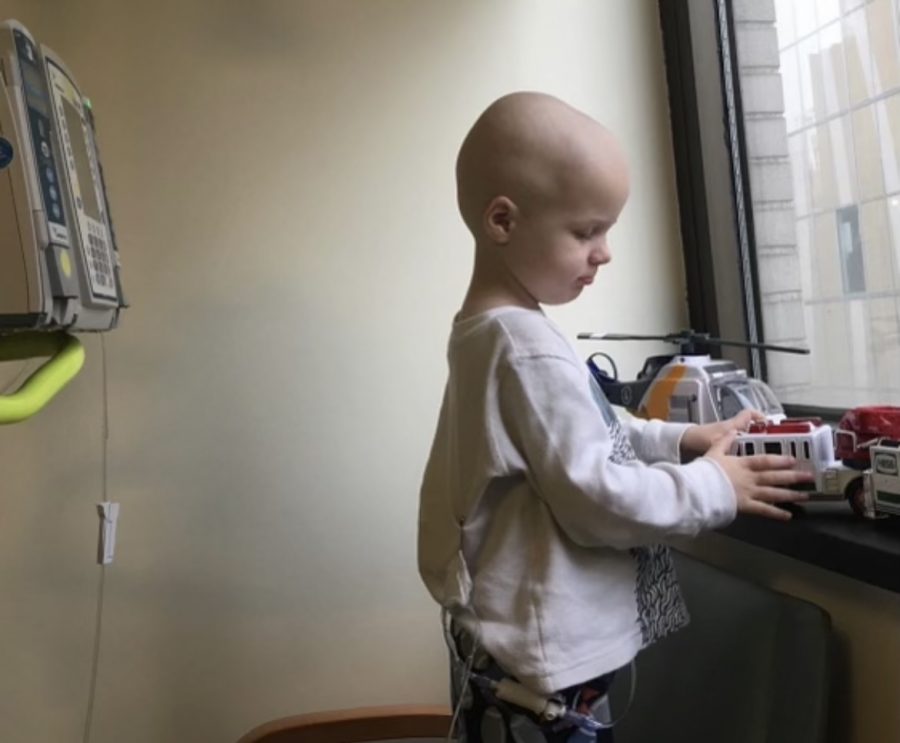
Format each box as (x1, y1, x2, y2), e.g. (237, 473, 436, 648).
(458, 250, 540, 321)
(458, 287, 540, 321)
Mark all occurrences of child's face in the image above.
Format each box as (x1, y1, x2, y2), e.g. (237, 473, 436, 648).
(504, 160, 629, 306)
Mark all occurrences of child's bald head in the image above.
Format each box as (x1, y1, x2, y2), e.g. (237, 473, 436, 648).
(455, 92, 628, 238)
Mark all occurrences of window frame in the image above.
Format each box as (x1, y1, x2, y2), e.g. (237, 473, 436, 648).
(660, 0, 900, 589)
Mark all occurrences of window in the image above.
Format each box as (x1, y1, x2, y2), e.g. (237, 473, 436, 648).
(718, 387, 745, 419)
(837, 206, 865, 294)
(660, 0, 900, 413)
(765, 441, 784, 454)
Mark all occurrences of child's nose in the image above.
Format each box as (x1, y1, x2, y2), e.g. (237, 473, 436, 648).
(589, 241, 611, 266)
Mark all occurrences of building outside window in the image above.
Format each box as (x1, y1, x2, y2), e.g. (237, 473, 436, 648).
(735, 0, 900, 408)
(837, 204, 865, 294)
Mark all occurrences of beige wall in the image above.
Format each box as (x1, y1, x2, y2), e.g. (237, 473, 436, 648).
(0, 2, 687, 741)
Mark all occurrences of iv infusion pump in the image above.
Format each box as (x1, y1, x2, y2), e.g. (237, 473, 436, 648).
(0, 20, 125, 332)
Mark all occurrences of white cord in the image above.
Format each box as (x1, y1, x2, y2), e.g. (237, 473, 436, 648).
(604, 659, 637, 728)
(443, 608, 479, 741)
(447, 644, 476, 741)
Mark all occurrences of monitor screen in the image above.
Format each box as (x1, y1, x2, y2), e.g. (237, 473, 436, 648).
(60, 96, 100, 222)
(21, 62, 47, 102)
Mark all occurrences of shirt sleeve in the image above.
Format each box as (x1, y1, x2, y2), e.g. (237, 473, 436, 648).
(621, 414, 693, 464)
(497, 353, 736, 549)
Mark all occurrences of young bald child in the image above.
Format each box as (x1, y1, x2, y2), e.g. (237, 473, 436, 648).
(417, 92, 811, 742)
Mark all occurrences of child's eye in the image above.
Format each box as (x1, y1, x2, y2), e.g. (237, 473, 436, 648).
(574, 227, 600, 241)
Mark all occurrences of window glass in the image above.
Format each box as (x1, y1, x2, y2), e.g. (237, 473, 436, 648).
(737, 0, 900, 407)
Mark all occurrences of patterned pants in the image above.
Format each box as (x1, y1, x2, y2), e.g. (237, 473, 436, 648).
(448, 621, 617, 743)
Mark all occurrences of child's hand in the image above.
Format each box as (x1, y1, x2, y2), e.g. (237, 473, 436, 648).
(704, 430, 814, 521)
(680, 409, 763, 458)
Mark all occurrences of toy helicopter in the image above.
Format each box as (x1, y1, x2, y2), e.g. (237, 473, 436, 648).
(577, 329, 810, 425)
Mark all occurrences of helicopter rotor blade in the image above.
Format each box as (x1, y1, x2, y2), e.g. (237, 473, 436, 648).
(577, 330, 810, 355)
(702, 337, 810, 355)
(577, 332, 677, 342)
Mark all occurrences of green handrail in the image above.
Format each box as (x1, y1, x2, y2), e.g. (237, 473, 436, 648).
(0, 332, 85, 424)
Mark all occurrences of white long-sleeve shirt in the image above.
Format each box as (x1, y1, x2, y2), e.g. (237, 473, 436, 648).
(418, 307, 736, 693)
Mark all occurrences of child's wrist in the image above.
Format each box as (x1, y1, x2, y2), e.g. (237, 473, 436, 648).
(678, 424, 702, 461)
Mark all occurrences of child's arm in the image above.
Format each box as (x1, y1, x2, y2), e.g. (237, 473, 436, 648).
(498, 354, 806, 548)
(618, 414, 693, 464)
(622, 410, 760, 464)
(678, 410, 761, 458)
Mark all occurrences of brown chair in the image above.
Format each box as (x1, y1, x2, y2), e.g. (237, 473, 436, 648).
(237, 704, 453, 743)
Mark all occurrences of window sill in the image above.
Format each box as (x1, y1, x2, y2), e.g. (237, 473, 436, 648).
(719, 502, 900, 593)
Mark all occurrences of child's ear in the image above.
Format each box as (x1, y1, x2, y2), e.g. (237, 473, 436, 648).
(483, 196, 518, 244)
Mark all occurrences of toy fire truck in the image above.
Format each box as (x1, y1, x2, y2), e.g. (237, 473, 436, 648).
(861, 440, 900, 519)
(733, 407, 900, 518)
